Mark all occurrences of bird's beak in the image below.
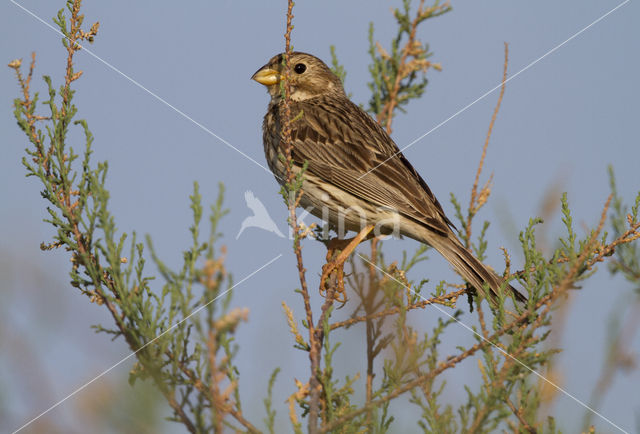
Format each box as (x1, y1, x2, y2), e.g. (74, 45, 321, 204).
(251, 67, 280, 86)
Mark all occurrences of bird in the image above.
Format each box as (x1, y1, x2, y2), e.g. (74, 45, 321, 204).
(252, 51, 526, 304)
(236, 190, 285, 239)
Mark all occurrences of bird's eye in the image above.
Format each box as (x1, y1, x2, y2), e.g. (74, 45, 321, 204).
(294, 63, 307, 74)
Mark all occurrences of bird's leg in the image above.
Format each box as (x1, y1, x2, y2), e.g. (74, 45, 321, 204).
(320, 225, 376, 303)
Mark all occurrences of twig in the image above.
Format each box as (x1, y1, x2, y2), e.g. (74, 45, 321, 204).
(330, 289, 465, 331)
(470, 336, 539, 432)
(167, 350, 260, 433)
(476, 300, 489, 339)
(320, 306, 532, 432)
(376, 0, 449, 134)
(506, 397, 537, 433)
(465, 43, 509, 245)
(365, 239, 380, 410)
(321, 195, 619, 431)
(207, 329, 224, 432)
(509, 200, 640, 283)
(10, 4, 210, 431)
(279, 1, 321, 432)
(379, 0, 426, 134)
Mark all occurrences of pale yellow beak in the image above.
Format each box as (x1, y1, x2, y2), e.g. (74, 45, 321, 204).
(251, 67, 280, 86)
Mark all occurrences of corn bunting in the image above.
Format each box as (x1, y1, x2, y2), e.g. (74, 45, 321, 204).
(252, 52, 525, 303)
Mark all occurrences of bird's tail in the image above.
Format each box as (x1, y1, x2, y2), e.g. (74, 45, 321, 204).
(428, 234, 527, 305)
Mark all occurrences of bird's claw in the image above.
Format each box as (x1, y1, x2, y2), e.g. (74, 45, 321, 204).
(320, 254, 348, 305)
(318, 225, 376, 304)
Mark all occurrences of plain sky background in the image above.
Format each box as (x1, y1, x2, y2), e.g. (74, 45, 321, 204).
(1, 0, 639, 432)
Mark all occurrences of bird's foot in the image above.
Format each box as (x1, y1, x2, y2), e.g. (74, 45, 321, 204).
(320, 225, 375, 303)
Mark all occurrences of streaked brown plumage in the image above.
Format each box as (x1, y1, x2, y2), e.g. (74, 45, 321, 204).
(252, 52, 525, 304)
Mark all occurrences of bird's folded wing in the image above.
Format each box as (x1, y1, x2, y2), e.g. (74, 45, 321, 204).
(289, 99, 454, 235)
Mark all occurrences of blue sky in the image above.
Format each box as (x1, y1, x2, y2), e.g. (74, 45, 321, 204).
(1, 1, 639, 432)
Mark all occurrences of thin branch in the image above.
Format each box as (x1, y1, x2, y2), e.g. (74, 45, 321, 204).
(330, 289, 465, 331)
(506, 397, 537, 433)
(279, 1, 321, 432)
(321, 194, 621, 431)
(375, 0, 449, 133)
(167, 350, 260, 433)
(465, 43, 509, 246)
(379, 0, 426, 134)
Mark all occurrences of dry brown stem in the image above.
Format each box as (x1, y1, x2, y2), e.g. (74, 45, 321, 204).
(166, 349, 259, 433)
(279, 1, 324, 432)
(465, 43, 509, 246)
(364, 238, 381, 413)
(9, 3, 247, 431)
(330, 288, 465, 331)
(320, 193, 635, 431)
(376, 0, 449, 134)
(10, 52, 52, 173)
(207, 329, 225, 432)
(204, 307, 250, 432)
(506, 397, 537, 433)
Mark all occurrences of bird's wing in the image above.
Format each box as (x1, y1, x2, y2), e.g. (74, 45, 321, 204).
(288, 96, 455, 235)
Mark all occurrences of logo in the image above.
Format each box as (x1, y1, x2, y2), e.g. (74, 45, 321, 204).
(236, 190, 403, 241)
(236, 191, 285, 239)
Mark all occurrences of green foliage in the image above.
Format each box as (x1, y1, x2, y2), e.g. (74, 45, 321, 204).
(11, 2, 252, 432)
(582, 168, 640, 429)
(10, 0, 640, 433)
(329, 45, 353, 100)
(329, 45, 347, 85)
(367, 0, 451, 126)
(263, 368, 280, 434)
(608, 166, 640, 287)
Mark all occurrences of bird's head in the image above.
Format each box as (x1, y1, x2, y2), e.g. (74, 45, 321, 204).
(251, 52, 345, 102)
